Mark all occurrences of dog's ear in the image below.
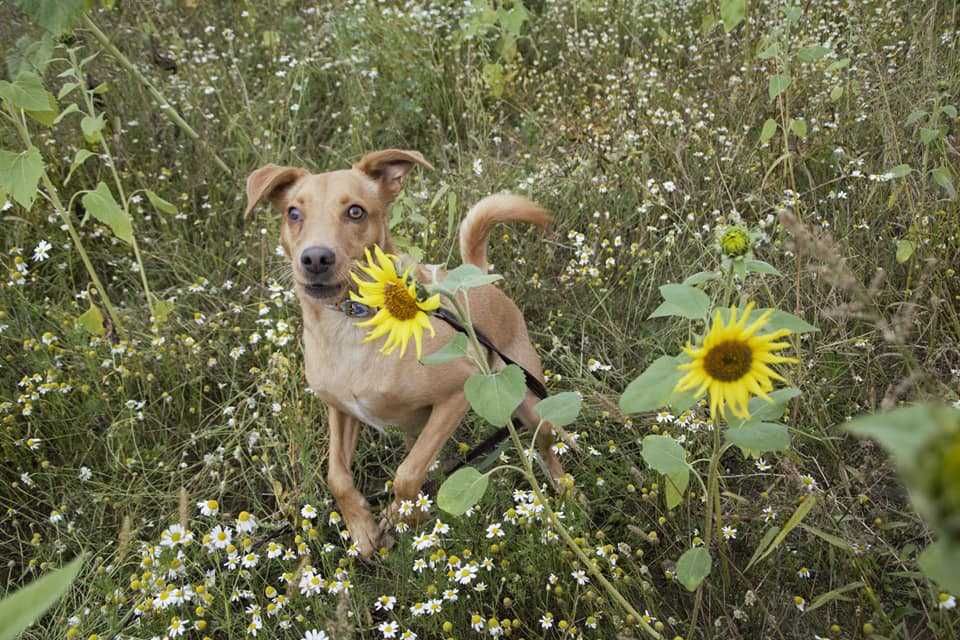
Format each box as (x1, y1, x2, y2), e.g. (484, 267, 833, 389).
(244, 164, 307, 219)
(353, 149, 433, 202)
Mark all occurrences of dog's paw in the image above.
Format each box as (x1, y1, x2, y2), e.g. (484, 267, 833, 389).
(346, 517, 381, 559)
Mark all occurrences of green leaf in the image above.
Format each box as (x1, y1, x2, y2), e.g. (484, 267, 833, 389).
(25, 92, 60, 128)
(437, 264, 502, 293)
(720, 0, 746, 32)
(683, 270, 721, 285)
(789, 118, 807, 138)
(768, 73, 791, 101)
(437, 466, 489, 516)
(747, 525, 781, 569)
(619, 355, 690, 414)
(145, 189, 178, 214)
(749, 496, 816, 568)
(152, 299, 174, 327)
(728, 387, 801, 427)
(797, 45, 830, 62)
(676, 547, 712, 591)
(920, 127, 941, 145)
(81, 114, 105, 144)
(932, 166, 956, 199)
(5, 33, 56, 78)
(846, 405, 943, 470)
(464, 365, 526, 427)
(534, 392, 581, 427)
(664, 468, 690, 511)
(905, 110, 927, 126)
(743, 259, 781, 275)
(498, 3, 528, 36)
(0, 146, 45, 209)
(829, 85, 843, 102)
(65, 149, 94, 185)
(12, 0, 89, 35)
(640, 435, 688, 476)
(888, 164, 912, 178)
(756, 41, 780, 60)
(784, 5, 802, 24)
(726, 421, 791, 457)
(805, 582, 865, 613)
(895, 239, 915, 264)
(941, 104, 958, 119)
(53, 102, 79, 125)
(649, 283, 711, 320)
(75, 302, 105, 336)
(421, 333, 468, 366)
(760, 118, 778, 144)
(918, 540, 960, 593)
(0, 72, 53, 111)
(81, 182, 133, 245)
(0, 555, 83, 640)
(765, 309, 818, 333)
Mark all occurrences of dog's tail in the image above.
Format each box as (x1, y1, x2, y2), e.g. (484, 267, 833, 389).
(458, 193, 552, 272)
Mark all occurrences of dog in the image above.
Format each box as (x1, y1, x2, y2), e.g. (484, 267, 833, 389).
(245, 149, 563, 557)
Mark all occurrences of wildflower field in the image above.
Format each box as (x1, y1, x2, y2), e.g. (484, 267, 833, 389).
(2, 1, 960, 639)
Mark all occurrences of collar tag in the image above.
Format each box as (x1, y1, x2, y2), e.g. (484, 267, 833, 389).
(337, 300, 375, 318)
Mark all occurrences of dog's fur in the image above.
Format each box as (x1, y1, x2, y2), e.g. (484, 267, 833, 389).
(245, 149, 563, 556)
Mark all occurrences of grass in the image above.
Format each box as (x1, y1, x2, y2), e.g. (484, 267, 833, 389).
(1, 0, 959, 639)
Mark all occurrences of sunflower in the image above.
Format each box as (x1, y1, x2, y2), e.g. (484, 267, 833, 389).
(350, 245, 440, 359)
(674, 302, 797, 420)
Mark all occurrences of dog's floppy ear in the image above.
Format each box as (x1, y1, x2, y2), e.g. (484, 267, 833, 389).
(244, 164, 307, 219)
(353, 149, 433, 202)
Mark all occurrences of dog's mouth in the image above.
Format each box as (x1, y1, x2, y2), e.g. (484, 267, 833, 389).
(299, 281, 344, 299)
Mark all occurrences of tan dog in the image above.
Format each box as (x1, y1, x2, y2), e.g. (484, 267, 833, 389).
(245, 149, 563, 556)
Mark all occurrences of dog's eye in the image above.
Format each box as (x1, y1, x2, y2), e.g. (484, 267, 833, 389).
(287, 206, 302, 222)
(346, 204, 366, 221)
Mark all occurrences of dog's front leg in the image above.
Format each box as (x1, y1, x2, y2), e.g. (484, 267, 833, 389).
(325, 405, 380, 557)
(382, 393, 469, 531)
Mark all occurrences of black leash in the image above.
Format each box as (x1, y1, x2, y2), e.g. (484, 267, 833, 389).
(355, 304, 548, 505)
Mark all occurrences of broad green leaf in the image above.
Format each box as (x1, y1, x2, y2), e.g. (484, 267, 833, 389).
(805, 581, 865, 613)
(683, 270, 721, 286)
(145, 189, 178, 214)
(482, 62, 506, 98)
(726, 421, 790, 457)
(0, 72, 52, 111)
(421, 333, 468, 365)
(729, 387, 801, 427)
(827, 58, 850, 72)
(797, 45, 830, 62)
(764, 309, 818, 334)
(464, 365, 526, 427)
(784, 5, 802, 24)
(81, 114, 105, 144)
(640, 435, 688, 476)
(53, 102, 79, 125)
(75, 302, 105, 336)
(750, 496, 816, 567)
(846, 405, 944, 469)
(5, 33, 56, 77)
(0, 146, 45, 209)
(534, 392, 581, 427)
(918, 540, 960, 593)
(895, 239, 915, 264)
(830, 85, 843, 102)
(932, 166, 956, 199)
(619, 355, 690, 414)
(905, 110, 927, 126)
(438, 264, 502, 293)
(58, 82, 80, 100)
(768, 74, 790, 101)
(65, 149, 94, 185)
(743, 259, 781, 275)
(676, 547, 712, 591)
(437, 466, 489, 516)
(789, 118, 807, 138)
(888, 164, 912, 178)
(81, 182, 133, 245)
(756, 42, 780, 60)
(760, 118, 778, 144)
(920, 127, 941, 145)
(720, 0, 746, 32)
(649, 283, 710, 320)
(498, 3, 528, 36)
(0, 555, 83, 640)
(664, 468, 689, 510)
(12, 0, 89, 35)
(941, 104, 958, 119)
(25, 92, 60, 127)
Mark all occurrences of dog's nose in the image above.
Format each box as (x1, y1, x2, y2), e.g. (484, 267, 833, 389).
(300, 246, 336, 275)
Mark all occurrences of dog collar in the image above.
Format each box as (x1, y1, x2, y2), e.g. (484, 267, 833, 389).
(328, 299, 376, 318)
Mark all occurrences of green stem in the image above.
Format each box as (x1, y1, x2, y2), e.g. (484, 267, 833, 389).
(9, 110, 123, 333)
(81, 15, 232, 175)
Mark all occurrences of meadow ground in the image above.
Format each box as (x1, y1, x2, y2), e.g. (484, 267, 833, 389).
(1, 1, 959, 639)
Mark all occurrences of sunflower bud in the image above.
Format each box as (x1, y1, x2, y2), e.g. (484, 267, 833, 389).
(718, 226, 752, 258)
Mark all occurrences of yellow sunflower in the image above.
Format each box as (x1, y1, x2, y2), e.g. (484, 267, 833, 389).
(350, 245, 440, 359)
(674, 302, 797, 420)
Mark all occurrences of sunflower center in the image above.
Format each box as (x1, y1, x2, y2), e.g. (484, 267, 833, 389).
(703, 340, 753, 382)
(383, 281, 420, 320)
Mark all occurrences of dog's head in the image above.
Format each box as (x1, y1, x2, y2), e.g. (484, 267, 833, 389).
(245, 149, 432, 302)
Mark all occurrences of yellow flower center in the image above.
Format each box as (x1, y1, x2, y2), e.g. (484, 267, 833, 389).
(383, 281, 419, 321)
(703, 340, 753, 381)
